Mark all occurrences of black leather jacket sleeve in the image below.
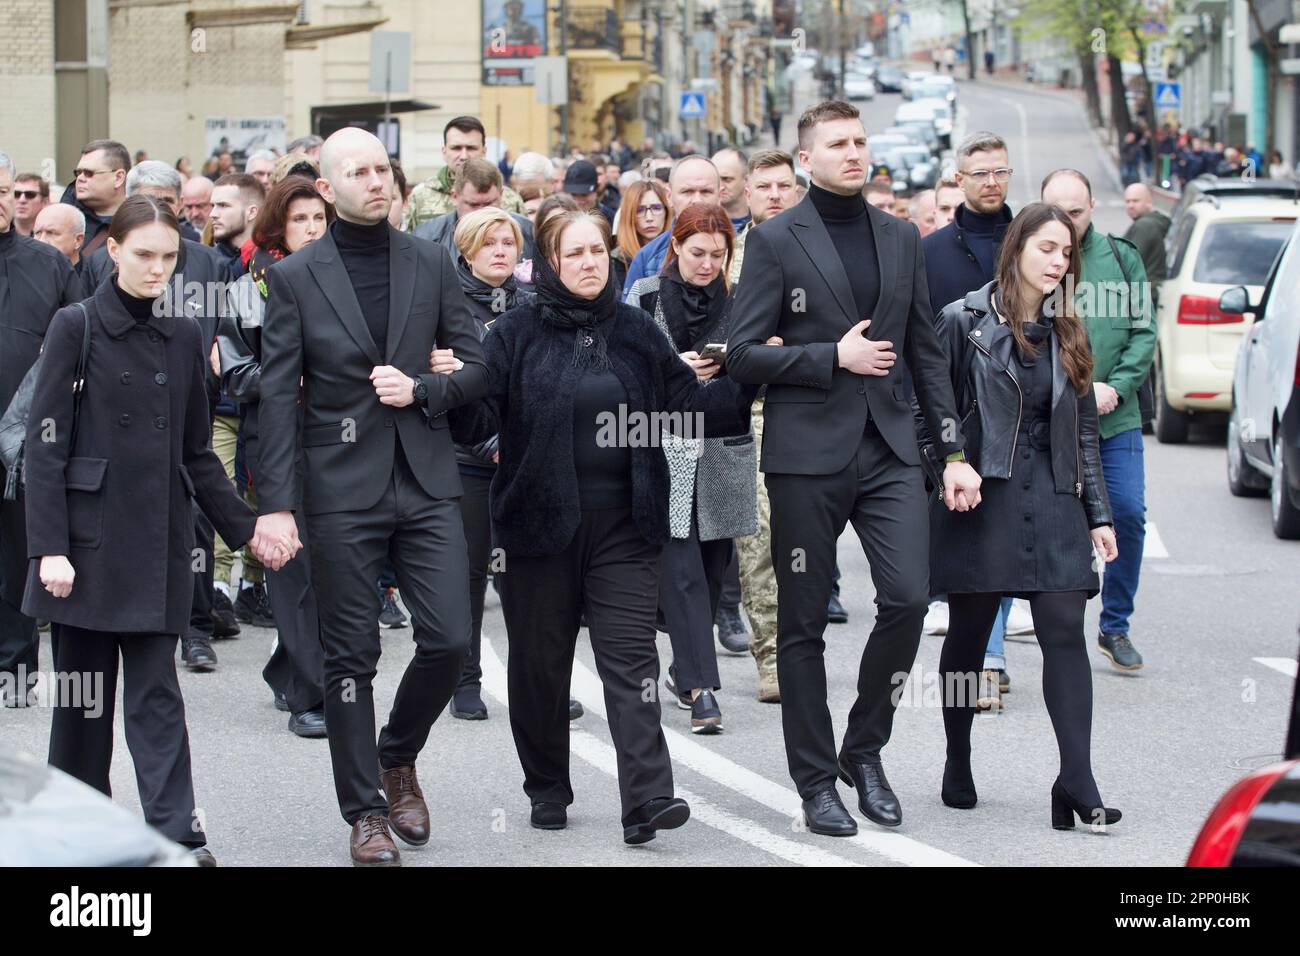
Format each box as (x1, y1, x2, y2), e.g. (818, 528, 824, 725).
(217, 276, 263, 403)
(914, 300, 969, 489)
(1077, 384, 1113, 528)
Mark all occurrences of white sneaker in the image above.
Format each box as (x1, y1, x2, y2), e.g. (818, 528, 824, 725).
(922, 600, 949, 635)
(1005, 599, 1036, 637)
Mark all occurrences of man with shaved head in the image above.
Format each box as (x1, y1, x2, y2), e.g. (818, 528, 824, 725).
(620, 154, 720, 299)
(1122, 182, 1170, 289)
(253, 126, 490, 866)
(180, 175, 214, 232)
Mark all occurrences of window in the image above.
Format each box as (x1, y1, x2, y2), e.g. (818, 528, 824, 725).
(1193, 220, 1295, 285)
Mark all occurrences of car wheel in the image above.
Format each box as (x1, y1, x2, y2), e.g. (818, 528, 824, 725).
(1227, 399, 1268, 497)
(1271, 432, 1300, 539)
(1153, 350, 1190, 444)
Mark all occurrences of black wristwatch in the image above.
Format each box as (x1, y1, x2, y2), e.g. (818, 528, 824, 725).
(412, 378, 428, 404)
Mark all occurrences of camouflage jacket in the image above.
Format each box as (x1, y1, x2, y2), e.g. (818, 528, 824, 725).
(404, 164, 526, 231)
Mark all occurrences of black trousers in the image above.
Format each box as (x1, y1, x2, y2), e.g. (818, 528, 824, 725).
(189, 506, 215, 640)
(719, 550, 741, 613)
(0, 481, 38, 676)
(942, 590, 1100, 804)
(48, 624, 205, 847)
(658, 517, 731, 691)
(455, 469, 493, 694)
(261, 509, 326, 713)
(766, 422, 931, 798)
(308, 451, 471, 825)
(501, 508, 672, 820)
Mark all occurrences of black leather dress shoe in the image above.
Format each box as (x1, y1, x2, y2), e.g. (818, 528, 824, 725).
(622, 797, 690, 845)
(827, 592, 848, 624)
(837, 754, 902, 828)
(801, 787, 858, 836)
(288, 709, 327, 738)
(190, 847, 218, 867)
(273, 690, 289, 712)
(530, 802, 567, 830)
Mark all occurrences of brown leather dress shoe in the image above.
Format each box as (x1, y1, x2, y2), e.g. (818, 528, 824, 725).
(379, 764, 430, 846)
(350, 814, 400, 867)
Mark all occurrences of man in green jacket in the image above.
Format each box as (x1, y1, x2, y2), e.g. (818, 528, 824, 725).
(1042, 169, 1156, 673)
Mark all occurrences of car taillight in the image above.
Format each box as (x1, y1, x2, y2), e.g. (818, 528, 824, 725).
(1176, 294, 1243, 325)
(1186, 761, 1293, 866)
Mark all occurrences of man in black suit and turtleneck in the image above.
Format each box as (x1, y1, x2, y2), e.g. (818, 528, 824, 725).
(252, 128, 489, 866)
(727, 101, 983, 837)
(922, 131, 1014, 314)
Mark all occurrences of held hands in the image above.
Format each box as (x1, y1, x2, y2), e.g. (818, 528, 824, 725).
(40, 556, 75, 598)
(679, 351, 720, 383)
(1091, 526, 1119, 563)
(429, 348, 462, 375)
(942, 460, 983, 512)
(1093, 382, 1119, 416)
(250, 511, 302, 572)
(837, 320, 895, 377)
(371, 366, 415, 407)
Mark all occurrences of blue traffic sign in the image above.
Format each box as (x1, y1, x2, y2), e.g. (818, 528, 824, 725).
(1154, 82, 1181, 111)
(679, 91, 706, 118)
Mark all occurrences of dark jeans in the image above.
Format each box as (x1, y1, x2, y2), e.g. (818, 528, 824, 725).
(500, 508, 671, 820)
(456, 468, 493, 694)
(766, 423, 931, 798)
(658, 516, 731, 691)
(1099, 428, 1145, 636)
(49, 625, 205, 847)
(308, 452, 472, 825)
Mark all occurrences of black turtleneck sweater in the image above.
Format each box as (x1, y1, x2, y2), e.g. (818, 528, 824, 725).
(961, 204, 1008, 278)
(111, 276, 159, 323)
(332, 217, 391, 356)
(808, 183, 880, 324)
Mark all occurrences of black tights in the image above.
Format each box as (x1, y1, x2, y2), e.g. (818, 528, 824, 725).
(940, 591, 1100, 805)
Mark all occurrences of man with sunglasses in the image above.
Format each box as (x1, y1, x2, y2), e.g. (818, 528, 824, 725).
(12, 174, 48, 237)
(58, 139, 129, 256)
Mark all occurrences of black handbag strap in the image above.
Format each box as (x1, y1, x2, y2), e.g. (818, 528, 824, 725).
(67, 302, 92, 453)
(1105, 234, 1132, 285)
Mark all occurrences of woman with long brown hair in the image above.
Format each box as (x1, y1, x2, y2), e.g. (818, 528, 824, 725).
(610, 178, 669, 292)
(918, 201, 1121, 831)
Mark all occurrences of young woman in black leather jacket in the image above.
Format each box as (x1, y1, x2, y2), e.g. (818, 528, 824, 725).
(919, 202, 1121, 831)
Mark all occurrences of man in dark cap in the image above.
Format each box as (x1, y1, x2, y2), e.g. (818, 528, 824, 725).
(563, 159, 618, 223)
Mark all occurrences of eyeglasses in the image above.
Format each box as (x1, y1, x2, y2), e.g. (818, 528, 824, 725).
(963, 168, 1013, 183)
(72, 168, 113, 180)
(14, 191, 41, 200)
(636, 203, 665, 217)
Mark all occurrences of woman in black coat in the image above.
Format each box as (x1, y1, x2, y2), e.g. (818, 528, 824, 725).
(445, 206, 533, 721)
(918, 202, 1120, 831)
(437, 208, 749, 844)
(23, 196, 274, 864)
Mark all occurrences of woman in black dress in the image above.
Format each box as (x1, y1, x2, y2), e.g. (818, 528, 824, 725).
(23, 196, 283, 863)
(919, 202, 1121, 830)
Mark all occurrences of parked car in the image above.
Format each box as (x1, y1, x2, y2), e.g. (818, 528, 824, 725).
(1153, 196, 1298, 444)
(887, 120, 942, 156)
(844, 70, 876, 101)
(1167, 176, 1300, 244)
(903, 97, 953, 147)
(901, 69, 934, 100)
(1186, 643, 1300, 865)
(914, 74, 957, 105)
(874, 64, 905, 93)
(1221, 223, 1300, 537)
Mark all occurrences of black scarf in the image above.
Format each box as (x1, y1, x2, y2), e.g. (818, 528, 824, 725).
(659, 262, 729, 352)
(530, 249, 617, 370)
(456, 254, 518, 317)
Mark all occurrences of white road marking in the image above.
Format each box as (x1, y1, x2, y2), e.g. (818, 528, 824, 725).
(567, 658, 980, 867)
(1144, 521, 1169, 559)
(1255, 657, 1299, 679)
(477, 639, 862, 866)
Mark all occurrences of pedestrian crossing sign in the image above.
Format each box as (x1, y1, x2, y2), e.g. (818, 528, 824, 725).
(1154, 82, 1180, 111)
(680, 91, 707, 118)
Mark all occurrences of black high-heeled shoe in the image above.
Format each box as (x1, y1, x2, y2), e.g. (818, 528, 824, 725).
(941, 760, 977, 809)
(1051, 778, 1121, 830)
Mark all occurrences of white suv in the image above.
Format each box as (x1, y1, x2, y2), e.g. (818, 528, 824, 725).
(1152, 196, 1297, 443)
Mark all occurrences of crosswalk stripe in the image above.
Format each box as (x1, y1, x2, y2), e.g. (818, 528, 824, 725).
(477, 638, 863, 866)
(1254, 657, 1299, 679)
(566, 658, 980, 867)
(1144, 521, 1169, 559)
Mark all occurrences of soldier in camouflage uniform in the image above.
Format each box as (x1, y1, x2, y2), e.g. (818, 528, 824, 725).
(730, 149, 800, 702)
(404, 114, 525, 230)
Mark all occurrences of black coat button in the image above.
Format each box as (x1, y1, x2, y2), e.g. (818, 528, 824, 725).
(154, 372, 168, 386)
(148, 331, 161, 343)
(1026, 545, 1035, 553)
(154, 416, 168, 429)
(118, 414, 131, 427)
(120, 372, 131, 384)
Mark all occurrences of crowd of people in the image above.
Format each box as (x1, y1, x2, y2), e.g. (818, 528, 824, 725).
(1, 98, 1159, 865)
(1148, 124, 1295, 189)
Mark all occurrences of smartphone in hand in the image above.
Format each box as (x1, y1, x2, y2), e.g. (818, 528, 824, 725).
(697, 342, 727, 365)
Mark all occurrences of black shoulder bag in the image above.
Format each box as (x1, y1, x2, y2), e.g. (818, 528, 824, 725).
(0, 302, 93, 500)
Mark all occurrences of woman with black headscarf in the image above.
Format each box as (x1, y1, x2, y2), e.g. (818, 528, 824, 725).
(434, 208, 750, 845)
